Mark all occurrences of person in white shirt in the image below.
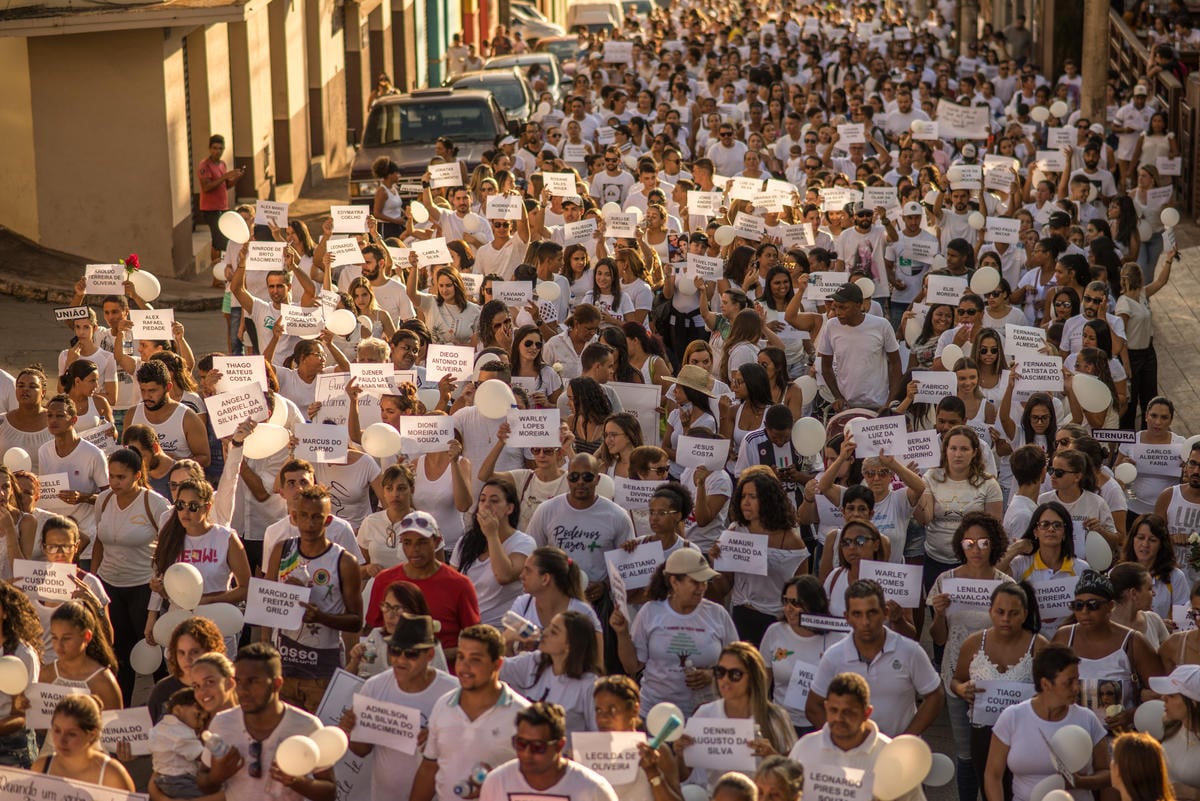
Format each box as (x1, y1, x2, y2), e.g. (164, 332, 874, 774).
(706, 123, 750, 176)
(260, 458, 364, 574)
(479, 701, 617, 801)
(817, 282, 902, 411)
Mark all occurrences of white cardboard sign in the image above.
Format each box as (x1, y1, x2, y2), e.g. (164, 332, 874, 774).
(331, 205, 369, 233)
(214, 355, 269, 393)
(674, 435, 729, 470)
(351, 694, 421, 752)
(255, 200, 289, 227)
(505, 409, 561, 447)
(912, 371, 956, 403)
(101, 707, 154, 756)
(860, 560, 922, 607)
(13, 559, 74, 602)
(244, 577, 312, 630)
(603, 541, 665, 591)
(204, 384, 270, 440)
(294, 423, 350, 464)
(412, 238, 453, 267)
(129, 309, 174, 340)
(713, 531, 769, 576)
(245, 242, 286, 271)
(398, 416, 456, 455)
(570, 731, 646, 785)
(926, 274, 969, 304)
(848, 415, 907, 459)
(900, 429, 941, 470)
(85, 264, 125, 294)
(682, 718, 756, 772)
(425, 344, 474, 382)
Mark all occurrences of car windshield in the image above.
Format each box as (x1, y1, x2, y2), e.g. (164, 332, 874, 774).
(362, 100, 493, 146)
(455, 78, 526, 111)
(538, 41, 576, 62)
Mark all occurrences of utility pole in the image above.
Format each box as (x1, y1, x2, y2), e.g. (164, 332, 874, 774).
(1081, 0, 1111, 123)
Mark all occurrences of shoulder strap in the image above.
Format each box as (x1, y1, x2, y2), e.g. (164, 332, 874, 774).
(142, 489, 153, 521)
(42, 756, 52, 774)
(519, 472, 536, 504)
(98, 491, 113, 518)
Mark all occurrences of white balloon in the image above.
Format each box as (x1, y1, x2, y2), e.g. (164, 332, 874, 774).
(1045, 791, 1075, 801)
(268, 398, 290, 427)
(1030, 106, 1050, 122)
(1050, 101, 1070, 119)
(626, 206, 644, 223)
(276, 735, 320, 777)
(537, 101, 551, 117)
(681, 786, 710, 801)
(792, 417, 826, 457)
(1084, 530, 1113, 571)
(793, 375, 818, 405)
(1114, 462, 1138, 485)
(1073, 374, 1111, 414)
(1182, 434, 1200, 462)
(0, 655, 29, 696)
(1134, 699, 1166, 739)
(1029, 774, 1066, 801)
(967, 211, 986, 231)
(130, 271, 162, 302)
(198, 603, 245, 637)
(409, 201, 430, 224)
(462, 215, 482, 234)
(2, 448, 30, 473)
(311, 726, 349, 769)
(130, 640, 164, 675)
(1050, 724, 1093, 773)
(924, 753, 955, 787)
(904, 318, 922, 346)
(325, 308, 357, 337)
(855, 277, 875, 299)
(362, 422, 403, 458)
(596, 472, 615, 500)
(931, 254, 947, 272)
(218, 211, 250, 244)
(645, 703, 685, 744)
(212, 263, 229, 283)
(1162, 207, 1181, 228)
(475, 379, 516, 420)
(152, 608, 191, 647)
(714, 225, 736, 246)
(243, 423, 289, 459)
(164, 562, 204, 611)
(1138, 218, 1155, 242)
(677, 274, 699, 295)
(941, 344, 964, 370)
(602, 201, 622, 217)
(536, 281, 562, 301)
(970, 266, 1001, 295)
(417, 388, 442, 412)
(873, 735, 933, 801)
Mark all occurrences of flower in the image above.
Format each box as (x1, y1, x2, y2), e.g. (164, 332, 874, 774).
(1105, 704, 1124, 718)
(1189, 532, 1200, 545)
(120, 253, 141, 275)
(552, 362, 564, 375)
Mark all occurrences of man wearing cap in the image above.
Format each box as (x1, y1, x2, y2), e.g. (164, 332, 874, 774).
(733, 404, 814, 504)
(474, 191, 532, 280)
(1113, 85, 1155, 189)
(886, 201, 939, 326)
(816, 281, 902, 412)
(364, 510, 481, 665)
(340, 613, 459, 801)
(543, 195, 607, 264)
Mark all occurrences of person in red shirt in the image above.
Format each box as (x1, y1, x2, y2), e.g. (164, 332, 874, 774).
(365, 511, 480, 668)
(197, 134, 244, 263)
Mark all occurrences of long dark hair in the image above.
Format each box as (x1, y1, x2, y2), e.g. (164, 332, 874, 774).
(761, 266, 795, 311)
(1121, 513, 1177, 583)
(51, 600, 117, 673)
(153, 478, 213, 576)
(1021, 501, 1078, 558)
(1020, 392, 1058, 459)
(992, 581, 1043, 635)
(730, 466, 798, 532)
(455, 478, 521, 575)
(592, 258, 624, 306)
(599, 327, 640, 383)
(522, 610, 601, 688)
(529, 546, 585, 600)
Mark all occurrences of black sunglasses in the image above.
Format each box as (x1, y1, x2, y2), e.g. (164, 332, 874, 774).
(248, 740, 263, 779)
(1068, 599, 1107, 612)
(1049, 468, 1078, 478)
(388, 645, 427, 659)
(174, 500, 203, 513)
(713, 666, 746, 681)
(512, 735, 557, 754)
(567, 471, 597, 483)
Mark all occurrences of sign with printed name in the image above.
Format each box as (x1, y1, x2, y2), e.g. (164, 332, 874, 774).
(79, 423, 117, 454)
(780, 223, 815, 250)
(603, 41, 633, 62)
(245, 577, 312, 630)
(798, 614, 852, 633)
(596, 127, 617, 145)
(331, 205, 368, 233)
(900, 429, 941, 470)
(926, 274, 968, 304)
(607, 553, 629, 623)
(350, 363, 394, 397)
(54, 306, 91, 323)
(1015, 355, 1064, 394)
(604, 541, 665, 591)
(542, 172, 576, 196)
(909, 238, 939, 261)
(806, 765, 872, 801)
(492, 280, 533, 306)
(205, 384, 270, 439)
(613, 478, 667, 509)
(412, 237, 452, 267)
(804, 272, 845, 301)
(732, 211, 765, 240)
(713, 531, 769, 576)
(1157, 157, 1182, 177)
(280, 303, 324, 338)
(682, 718, 756, 772)
(327, 238, 365, 267)
(605, 213, 637, 239)
(0, 765, 148, 801)
(506, 409, 560, 448)
(864, 186, 899, 210)
(848, 415, 907, 459)
(1006, 325, 1048, 361)
(820, 187, 853, 212)
(1091, 429, 1137, 444)
(85, 264, 125, 294)
(985, 217, 1021, 244)
(687, 190, 722, 217)
(27, 684, 85, 729)
(1047, 127, 1075, 149)
(571, 731, 646, 784)
(214, 355, 268, 393)
(246, 241, 286, 271)
(562, 145, 587, 163)
(486, 195, 522, 220)
(783, 660, 819, 710)
(1030, 574, 1079, 618)
(129, 309, 174, 340)
(940, 578, 1004, 610)
(396, 416, 455, 455)
(607, 381, 662, 448)
(972, 681, 1035, 726)
(563, 219, 597, 245)
(1133, 444, 1182, 477)
(936, 100, 989, 140)
(428, 162, 462, 189)
(984, 165, 1017, 192)
(837, 123, 866, 145)
(294, 423, 350, 464)
(675, 435, 729, 470)
(860, 560, 922, 607)
(255, 200, 289, 227)
(686, 253, 723, 280)
(101, 707, 153, 756)
(425, 344, 473, 382)
(1035, 150, 1067, 173)
(912, 371, 956, 403)
(728, 177, 762, 201)
(351, 694, 421, 752)
(38, 473, 70, 500)
(909, 121, 938, 142)
(13, 559, 74, 602)
(314, 671, 373, 801)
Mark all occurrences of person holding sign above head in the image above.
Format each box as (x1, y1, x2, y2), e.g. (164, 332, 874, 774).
(338, 613, 459, 801)
(983, 644, 1109, 801)
(230, 245, 317, 369)
(58, 309, 118, 407)
(32, 695, 135, 790)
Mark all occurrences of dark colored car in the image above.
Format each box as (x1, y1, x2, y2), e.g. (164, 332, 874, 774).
(448, 68, 536, 125)
(348, 88, 513, 203)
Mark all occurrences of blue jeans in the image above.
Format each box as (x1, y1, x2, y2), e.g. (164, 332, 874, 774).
(1138, 232, 1163, 285)
(228, 306, 244, 355)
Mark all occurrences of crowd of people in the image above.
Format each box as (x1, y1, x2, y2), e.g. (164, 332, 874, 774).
(1, 0, 1199, 800)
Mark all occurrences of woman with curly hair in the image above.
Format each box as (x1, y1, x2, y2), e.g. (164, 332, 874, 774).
(0, 582, 41, 767)
(145, 615, 225, 723)
(510, 324, 563, 408)
(43, 600, 122, 713)
(406, 264, 481, 345)
(566, 377, 611, 456)
(711, 467, 809, 646)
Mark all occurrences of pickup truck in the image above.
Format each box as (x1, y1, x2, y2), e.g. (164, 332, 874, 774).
(348, 88, 517, 204)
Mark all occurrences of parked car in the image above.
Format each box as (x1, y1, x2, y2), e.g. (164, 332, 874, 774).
(509, 5, 564, 45)
(448, 68, 536, 125)
(348, 88, 513, 203)
(484, 53, 568, 104)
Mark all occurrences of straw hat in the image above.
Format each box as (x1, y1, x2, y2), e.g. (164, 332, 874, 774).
(663, 364, 718, 397)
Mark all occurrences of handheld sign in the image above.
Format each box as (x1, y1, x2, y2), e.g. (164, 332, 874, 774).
(603, 540, 665, 591)
(351, 694, 422, 753)
(900, 430, 941, 470)
(255, 200, 289, 227)
(244, 577, 312, 630)
(485, 195, 522, 220)
(280, 304, 325, 339)
(782, 660, 820, 711)
(681, 718, 756, 772)
(675, 435, 729, 470)
(54, 307, 91, 323)
(912, 371, 956, 403)
(506, 409, 561, 448)
(13, 560, 74, 602)
(492, 281, 533, 306)
(571, 732, 647, 784)
(27, 684, 85, 729)
(1006, 325, 1047, 361)
(294, 423, 350, 464)
(204, 384, 270, 440)
(331, 205, 369, 233)
(613, 478, 667, 510)
(101, 707, 154, 756)
(1030, 575, 1079, 618)
(214, 355, 269, 393)
(926, 275, 968, 305)
(412, 238, 452, 267)
(38, 473, 70, 501)
(1015, 356, 1064, 394)
(847, 415, 907, 459)
(326, 238, 365, 267)
(713, 531, 769, 576)
(806, 765, 873, 801)
(564, 219, 597, 246)
(398, 416, 456, 455)
(972, 681, 1035, 726)
(350, 363, 394, 397)
(129, 309, 174, 340)
(860, 560, 922, 607)
(245, 242, 286, 271)
(425, 344, 473, 382)
(542, 172, 576, 196)
(940, 578, 1003, 610)
(85, 264, 125, 294)
(732, 211, 766, 241)
(428, 162, 462, 189)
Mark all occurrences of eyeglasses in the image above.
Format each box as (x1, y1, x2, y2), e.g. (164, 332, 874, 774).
(957, 308, 979, 316)
(399, 514, 435, 533)
(841, 534, 876, 548)
(380, 602, 404, 616)
(1068, 598, 1107, 612)
(720, 132, 734, 137)
(388, 645, 427, 659)
(713, 666, 746, 681)
(512, 736, 557, 754)
(985, 289, 1005, 299)
(43, 543, 74, 554)
(647, 465, 670, 475)
(248, 740, 263, 779)
(1049, 468, 1078, 478)
(978, 346, 1000, 354)
(174, 500, 203, 513)
(1036, 519, 1066, 531)
(781, 597, 804, 609)
(491, 222, 510, 229)
(567, 472, 597, 483)
(1083, 295, 1106, 305)
(804, 137, 818, 143)
(522, 340, 544, 349)
(530, 447, 557, 455)
(648, 509, 679, 517)
(961, 538, 991, 551)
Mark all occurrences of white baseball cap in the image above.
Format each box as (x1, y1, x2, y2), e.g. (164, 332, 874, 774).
(1149, 664, 1200, 701)
(902, 202, 924, 217)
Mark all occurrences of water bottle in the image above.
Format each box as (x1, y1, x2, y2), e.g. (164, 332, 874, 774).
(363, 639, 378, 665)
(202, 731, 230, 759)
(501, 611, 540, 641)
(452, 764, 489, 796)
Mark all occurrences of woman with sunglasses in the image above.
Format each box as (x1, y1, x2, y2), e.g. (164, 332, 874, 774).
(1109, 562, 1171, 649)
(674, 642, 796, 793)
(32, 696, 134, 790)
(500, 610, 600, 732)
(761, 576, 845, 736)
(509, 324, 563, 409)
(622, 483, 700, 600)
(145, 479, 251, 650)
(348, 580, 449, 677)
(928, 513, 1017, 801)
(451, 479, 534, 628)
(590, 674, 685, 801)
(1038, 448, 1119, 555)
(820, 518, 913, 629)
(1120, 513, 1188, 622)
(1050, 570, 1162, 731)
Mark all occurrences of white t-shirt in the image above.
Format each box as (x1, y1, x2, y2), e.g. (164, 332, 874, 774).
(761, 622, 846, 727)
(527, 495, 634, 583)
(246, 296, 299, 368)
(205, 705, 323, 801)
(479, 757, 617, 801)
(1036, 489, 1114, 556)
(630, 598, 739, 715)
(497, 650, 598, 732)
(993, 699, 1107, 801)
(315, 455, 382, 529)
(450, 531, 536, 627)
(789, 722, 926, 801)
(474, 236, 527, 281)
(37, 437, 109, 544)
(816, 316, 899, 408)
(94, 488, 173, 586)
(423, 683, 531, 801)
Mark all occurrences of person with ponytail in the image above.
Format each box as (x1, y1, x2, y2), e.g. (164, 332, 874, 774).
(451, 478, 535, 628)
(499, 609, 601, 732)
(43, 600, 122, 713)
(60, 360, 115, 436)
(506, 546, 602, 655)
(32, 695, 134, 789)
(122, 423, 176, 499)
(28, 516, 111, 664)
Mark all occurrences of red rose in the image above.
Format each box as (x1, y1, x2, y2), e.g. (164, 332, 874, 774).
(124, 253, 141, 271)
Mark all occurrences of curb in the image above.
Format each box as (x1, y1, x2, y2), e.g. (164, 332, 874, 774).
(0, 274, 225, 312)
